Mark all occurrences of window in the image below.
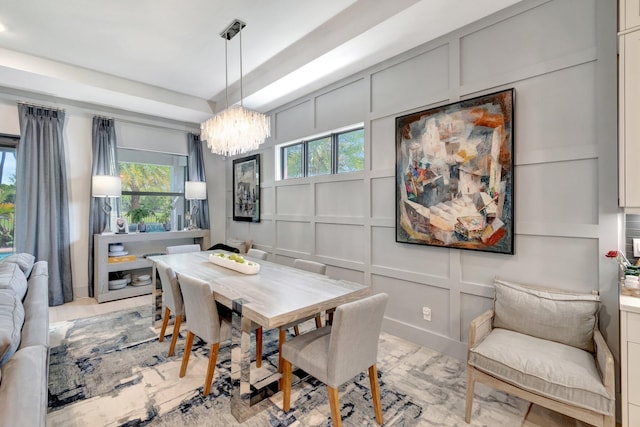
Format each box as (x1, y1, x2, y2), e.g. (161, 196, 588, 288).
(280, 126, 364, 180)
(283, 143, 303, 179)
(0, 134, 17, 258)
(118, 149, 188, 230)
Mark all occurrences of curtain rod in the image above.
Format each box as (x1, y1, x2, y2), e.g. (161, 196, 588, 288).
(93, 115, 114, 121)
(17, 101, 65, 112)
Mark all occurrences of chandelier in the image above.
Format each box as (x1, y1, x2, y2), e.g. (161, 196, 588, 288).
(201, 19, 270, 156)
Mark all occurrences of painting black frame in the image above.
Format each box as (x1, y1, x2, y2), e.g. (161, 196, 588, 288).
(395, 88, 514, 254)
(232, 154, 260, 223)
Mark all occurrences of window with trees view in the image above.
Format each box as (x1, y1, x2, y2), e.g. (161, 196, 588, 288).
(280, 127, 364, 180)
(0, 135, 17, 258)
(118, 149, 187, 230)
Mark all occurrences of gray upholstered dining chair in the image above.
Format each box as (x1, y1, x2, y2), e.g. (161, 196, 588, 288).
(281, 293, 388, 427)
(292, 258, 327, 333)
(176, 273, 231, 397)
(246, 248, 268, 260)
(156, 261, 184, 357)
(166, 244, 201, 254)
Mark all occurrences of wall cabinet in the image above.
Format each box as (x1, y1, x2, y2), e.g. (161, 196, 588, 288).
(619, 29, 640, 206)
(621, 0, 640, 32)
(94, 230, 210, 303)
(621, 296, 640, 426)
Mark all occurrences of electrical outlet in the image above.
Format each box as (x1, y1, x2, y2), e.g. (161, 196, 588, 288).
(634, 239, 640, 257)
(422, 306, 431, 321)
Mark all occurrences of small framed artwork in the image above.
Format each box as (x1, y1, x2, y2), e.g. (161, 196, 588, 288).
(233, 154, 260, 222)
(115, 217, 129, 234)
(395, 88, 515, 254)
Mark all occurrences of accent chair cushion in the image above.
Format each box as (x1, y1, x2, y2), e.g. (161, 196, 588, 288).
(1, 253, 35, 278)
(0, 262, 28, 301)
(226, 238, 246, 255)
(0, 289, 25, 367)
(493, 279, 599, 352)
(469, 328, 613, 415)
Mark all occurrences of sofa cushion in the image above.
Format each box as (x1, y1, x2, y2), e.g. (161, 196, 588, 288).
(493, 279, 599, 352)
(1, 253, 35, 278)
(0, 345, 48, 426)
(0, 289, 25, 367)
(21, 262, 49, 348)
(469, 328, 613, 415)
(0, 262, 28, 301)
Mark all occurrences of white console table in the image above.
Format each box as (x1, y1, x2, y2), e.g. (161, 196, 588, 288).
(93, 230, 210, 303)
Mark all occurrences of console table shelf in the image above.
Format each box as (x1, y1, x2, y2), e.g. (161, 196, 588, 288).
(94, 230, 210, 303)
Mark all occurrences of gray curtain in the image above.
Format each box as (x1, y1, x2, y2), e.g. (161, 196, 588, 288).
(88, 117, 118, 297)
(188, 133, 210, 229)
(16, 104, 73, 306)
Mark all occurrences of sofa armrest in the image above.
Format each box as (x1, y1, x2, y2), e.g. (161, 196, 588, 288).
(468, 309, 494, 354)
(593, 328, 615, 396)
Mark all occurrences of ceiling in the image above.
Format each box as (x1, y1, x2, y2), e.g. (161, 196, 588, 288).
(0, 0, 523, 124)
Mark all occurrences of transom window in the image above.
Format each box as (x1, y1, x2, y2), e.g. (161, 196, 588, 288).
(279, 126, 364, 180)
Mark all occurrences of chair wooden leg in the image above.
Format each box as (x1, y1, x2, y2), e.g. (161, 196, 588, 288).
(293, 325, 300, 336)
(603, 414, 615, 427)
(315, 314, 322, 329)
(168, 314, 182, 357)
(327, 309, 334, 326)
(179, 331, 195, 378)
(159, 307, 171, 342)
(255, 327, 263, 368)
(464, 366, 475, 423)
(368, 365, 383, 425)
(278, 328, 286, 390)
(282, 358, 292, 412)
(328, 386, 342, 427)
(203, 343, 219, 396)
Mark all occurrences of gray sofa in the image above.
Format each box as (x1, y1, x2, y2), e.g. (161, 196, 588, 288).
(0, 254, 49, 427)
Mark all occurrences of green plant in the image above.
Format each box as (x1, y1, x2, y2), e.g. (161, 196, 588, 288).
(155, 210, 170, 224)
(126, 206, 154, 224)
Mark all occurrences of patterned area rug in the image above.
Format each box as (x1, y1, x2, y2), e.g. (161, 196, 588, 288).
(47, 306, 531, 426)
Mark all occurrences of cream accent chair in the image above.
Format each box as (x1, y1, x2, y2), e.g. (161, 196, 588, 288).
(156, 261, 183, 357)
(465, 279, 615, 427)
(177, 273, 231, 397)
(166, 244, 201, 254)
(292, 258, 327, 333)
(281, 293, 388, 427)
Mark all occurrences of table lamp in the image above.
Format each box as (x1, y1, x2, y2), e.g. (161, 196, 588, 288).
(92, 175, 122, 234)
(185, 181, 207, 229)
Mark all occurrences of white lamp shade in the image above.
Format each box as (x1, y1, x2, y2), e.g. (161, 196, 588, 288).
(92, 175, 122, 197)
(185, 181, 207, 200)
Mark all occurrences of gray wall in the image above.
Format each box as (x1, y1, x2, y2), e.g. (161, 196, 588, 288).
(215, 0, 620, 364)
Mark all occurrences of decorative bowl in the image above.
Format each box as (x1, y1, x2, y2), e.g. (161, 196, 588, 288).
(209, 253, 260, 274)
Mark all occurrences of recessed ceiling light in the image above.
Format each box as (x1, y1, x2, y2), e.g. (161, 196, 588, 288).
(0, 22, 6, 32)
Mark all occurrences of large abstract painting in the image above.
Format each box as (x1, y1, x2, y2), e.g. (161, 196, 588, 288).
(395, 89, 514, 254)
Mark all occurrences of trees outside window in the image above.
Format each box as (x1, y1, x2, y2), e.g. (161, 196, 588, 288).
(280, 127, 364, 180)
(0, 136, 17, 256)
(118, 149, 187, 229)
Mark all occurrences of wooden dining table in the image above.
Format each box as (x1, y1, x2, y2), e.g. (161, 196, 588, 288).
(147, 250, 370, 422)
